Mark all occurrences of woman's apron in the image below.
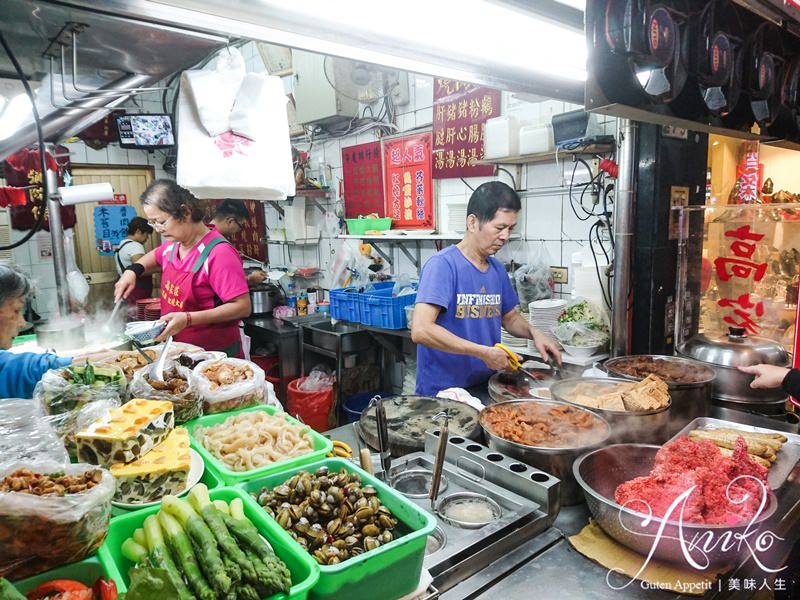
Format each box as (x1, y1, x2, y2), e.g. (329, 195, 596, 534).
(160, 238, 242, 357)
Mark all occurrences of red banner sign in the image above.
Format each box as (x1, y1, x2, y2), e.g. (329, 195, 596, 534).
(2, 145, 76, 231)
(432, 78, 500, 179)
(100, 193, 128, 205)
(201, 199, 267, 263)
(383, 132, 434, 229)
(342, 141, 384, 218)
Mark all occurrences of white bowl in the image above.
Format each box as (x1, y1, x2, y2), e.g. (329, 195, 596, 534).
(561, 343, 604, 359)
(125, 320, 165, 344)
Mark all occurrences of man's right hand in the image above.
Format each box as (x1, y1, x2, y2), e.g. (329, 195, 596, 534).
(481, 345, 515, 371)
(114, 271, 137, 302)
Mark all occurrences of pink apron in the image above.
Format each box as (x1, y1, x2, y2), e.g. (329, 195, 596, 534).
(160, 238, 242, 357)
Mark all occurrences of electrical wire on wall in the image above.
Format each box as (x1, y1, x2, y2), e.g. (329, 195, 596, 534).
(0, 31, 48, 252)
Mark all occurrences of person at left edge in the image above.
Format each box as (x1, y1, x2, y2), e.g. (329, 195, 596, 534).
(114, 216, 154, 314)
(114, 179, 251, 357)
(210, 198, 268, 289)
(0, 264, 72, 398)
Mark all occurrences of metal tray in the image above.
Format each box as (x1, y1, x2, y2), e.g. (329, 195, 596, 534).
(670, 417, 800, 490)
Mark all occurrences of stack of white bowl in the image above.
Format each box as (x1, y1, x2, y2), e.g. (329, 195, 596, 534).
(527, 299, 567, 353)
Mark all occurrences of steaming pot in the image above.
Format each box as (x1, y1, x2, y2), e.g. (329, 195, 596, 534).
(35, 318, 85, 351)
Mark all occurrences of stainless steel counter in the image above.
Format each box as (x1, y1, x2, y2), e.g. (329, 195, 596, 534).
(325, 405, 800, 600)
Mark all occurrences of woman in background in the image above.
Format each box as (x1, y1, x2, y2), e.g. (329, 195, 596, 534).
(114, 216, 154, 313)
(0, 265, 72, 398)
(114, 180, 251, 356)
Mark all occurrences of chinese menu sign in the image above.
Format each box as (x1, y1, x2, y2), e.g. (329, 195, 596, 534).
(199, 199, 267, 263)
(94, 205, 137, 255)
(732, 141, 763, 203)
(2, 145, 76, 231)
(383, 132, 434, 229)
(342, 142, 384, 218)
(713, 225, 768, 335)
(432, 78, 500, 179)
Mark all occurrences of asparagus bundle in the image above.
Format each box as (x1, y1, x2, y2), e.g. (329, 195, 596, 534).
(121, 485, 292, 599)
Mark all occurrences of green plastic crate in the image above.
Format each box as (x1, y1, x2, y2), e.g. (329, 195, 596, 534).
(11, 555, 118, 594)
(238, 458, 437, 600)
(111, 467, 222, 519)
(344, 217, 392, 235)
(184, 405, 334, 485)
(98, 487, 320, 600)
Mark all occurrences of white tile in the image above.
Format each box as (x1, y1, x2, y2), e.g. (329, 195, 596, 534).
(543, 241, 562, 266)
(85, 145, 108, 164)
(528, 162, 565, 189)
(397, 113, 414, 131)
(324, 140, 342, 169)
(127, 149, 149, 165)
(415, 106, 432, 128)
(106, 144, 130, 165)
(561, 200, 597, 241)
(66, 141, 87, 164)
(526, 195, 562, 239)
(12, 244, 31, 267)
(413, 75, 433, 110)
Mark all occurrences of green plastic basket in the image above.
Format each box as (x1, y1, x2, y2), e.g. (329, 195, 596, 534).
(11, 556, 116, 593)
(110, 467, 222, 519)
(184, 405, 334, 485)
(238, 458, 437, 600)
(344, 218, 392, 235)
(98, 487, 320, 600)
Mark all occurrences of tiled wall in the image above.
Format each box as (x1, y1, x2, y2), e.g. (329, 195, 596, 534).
(2, 41, 615, 318)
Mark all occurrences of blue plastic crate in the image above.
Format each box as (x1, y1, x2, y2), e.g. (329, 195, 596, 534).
(357, 287, 393, 324)
(329, 287, 361, 322)
(364, 290, 417, 329)
(330, 281, 393, 323)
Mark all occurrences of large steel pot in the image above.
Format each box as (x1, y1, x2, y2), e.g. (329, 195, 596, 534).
(678, 327, 789, 407)
(35, 318, 85, 351)
(550, 377, 672, 444)
(604, 355, 715, 435)
(574, 444, 778, 567)
(250, 283, 284, 316)
(480, 399, 611, 506)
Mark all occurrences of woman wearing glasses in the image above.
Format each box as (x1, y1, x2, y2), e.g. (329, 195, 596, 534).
(114, 179, 251, 357)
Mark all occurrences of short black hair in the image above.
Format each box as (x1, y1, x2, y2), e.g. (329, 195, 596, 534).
(140, 179, 205, 222)
(127, 216, 153, 236)
(214, 199, 250, 222)
(466, 181, 521, 224)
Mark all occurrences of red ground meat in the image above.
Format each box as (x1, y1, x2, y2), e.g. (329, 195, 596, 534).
(614, 436, 769, 525)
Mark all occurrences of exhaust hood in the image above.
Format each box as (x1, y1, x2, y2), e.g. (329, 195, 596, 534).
(0, 0, 227, 160)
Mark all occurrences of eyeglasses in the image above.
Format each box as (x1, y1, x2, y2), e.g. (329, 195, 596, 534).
(147, 215, 173, 231)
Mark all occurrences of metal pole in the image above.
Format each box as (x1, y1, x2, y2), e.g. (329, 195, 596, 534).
(611, 119, 638, 357)
(45, 165, 70, 316)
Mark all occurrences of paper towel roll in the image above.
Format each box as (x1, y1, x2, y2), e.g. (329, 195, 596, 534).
(58, 182, 114, 205)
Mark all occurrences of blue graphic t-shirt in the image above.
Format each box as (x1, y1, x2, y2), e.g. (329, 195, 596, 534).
(415, 245, 518, 395)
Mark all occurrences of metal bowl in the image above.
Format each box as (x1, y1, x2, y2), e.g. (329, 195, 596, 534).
(125, 320, 166, 345)
(391, 468, 448, 498)
(436, 492, 502, 529)
(573, 444, 779, 567)
(550, 377, 672, 444)
(480, 399, 611, 506)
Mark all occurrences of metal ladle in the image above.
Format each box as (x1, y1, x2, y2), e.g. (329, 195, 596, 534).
(429, 410, 449, 512)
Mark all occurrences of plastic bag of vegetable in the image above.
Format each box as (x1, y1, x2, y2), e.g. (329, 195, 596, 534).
(193, 358, 266, 414)
(551, 298, 610, 347)
(514, 243, 555, 307)
(34, 362, 127, 416)
(0, 462, 115, 580)
(0, 399, 69, 471)
(130, 361, 202, 423)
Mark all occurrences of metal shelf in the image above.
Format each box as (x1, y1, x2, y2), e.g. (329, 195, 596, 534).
(474, 144, 615, 166)
(338, 233, 463, 240)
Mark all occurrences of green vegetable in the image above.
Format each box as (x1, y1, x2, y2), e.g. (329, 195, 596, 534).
(143, 514, 194, 600)
(120, 567, 182, 600)
(162, 495, 231, 595)
(84, 361, 96, 385)
(189, 485, 258, 585)
(213, 500, 230, 514)
(158, 512, 216, 600)
(122, 538, 148, 564)
(235, 582, 261, 600)
(0, 578, 26, 600)
(222, 514, 291, 594)
(133, 528, 147, 547)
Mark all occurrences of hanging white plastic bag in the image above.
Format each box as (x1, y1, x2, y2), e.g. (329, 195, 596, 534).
(177, 49, 295, 200)
(182, 47, 246, 137)
(63, 229, 89, 306)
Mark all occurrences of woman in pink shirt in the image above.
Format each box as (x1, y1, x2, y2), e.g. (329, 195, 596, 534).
(114, 180, 251, 356)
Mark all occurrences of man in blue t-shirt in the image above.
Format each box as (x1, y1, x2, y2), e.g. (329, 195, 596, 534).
(412, 181, 561, 396)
